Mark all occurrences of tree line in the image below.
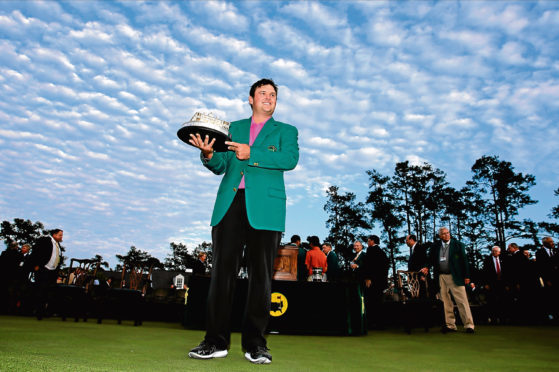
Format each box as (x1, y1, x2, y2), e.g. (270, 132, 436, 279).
(323, 155, 559, 280)
(0, 218, 212, 273)
(2, 154, 558, 279)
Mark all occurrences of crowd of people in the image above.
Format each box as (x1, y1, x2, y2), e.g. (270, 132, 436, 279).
(285, 229, 559, 331)
(0, 229, 64, 317)
(2, 227, 558, 331)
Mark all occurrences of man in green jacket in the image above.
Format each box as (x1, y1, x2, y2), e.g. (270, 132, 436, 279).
(425, 227, 475, 334)
(188, 79, 299, 364)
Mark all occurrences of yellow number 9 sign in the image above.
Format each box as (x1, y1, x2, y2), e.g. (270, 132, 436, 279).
(270, 292, 288, 317)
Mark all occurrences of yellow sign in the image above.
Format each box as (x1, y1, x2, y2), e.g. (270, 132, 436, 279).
(270, 292, 288, 317)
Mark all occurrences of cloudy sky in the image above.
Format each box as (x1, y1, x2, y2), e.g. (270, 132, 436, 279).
(1, 1, 558, 267)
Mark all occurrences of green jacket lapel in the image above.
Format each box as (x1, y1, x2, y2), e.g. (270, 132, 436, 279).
(252, 117, 279, 147)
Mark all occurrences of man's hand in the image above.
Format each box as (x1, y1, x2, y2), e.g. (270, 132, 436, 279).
(225, 141, 250, 160)
(350, 263, 358, 270)
(189, 133, 216, 159)
(364, 279, 372, 288)
(420, 267, 428, 275)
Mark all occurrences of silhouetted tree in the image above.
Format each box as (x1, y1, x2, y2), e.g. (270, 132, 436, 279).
(0, 218, 46, 248)
(323, 185, 369, 269)
(468, 155, 536, 249)
(115, 246, 162, 271)
(366, 170, 404, 280)
(165, 242, 196, 272)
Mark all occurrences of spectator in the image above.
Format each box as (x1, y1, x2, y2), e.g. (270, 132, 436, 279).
(305, 236, 327, 281)
(0, 242, 23, 313)
(192, 252, 207, 276)
(361, 235, 389, 329)
(288, 234, 307, 281)
(28, 229, 64, 320)
(322, 243, 339, 282)
(536, 237, 558, 322)
(426, 227, 475, 334)
(405, 234, 429, 299)
(350, 241, 365, 276)
(482, 246, 505, 324)
(406, 234, 428, 272)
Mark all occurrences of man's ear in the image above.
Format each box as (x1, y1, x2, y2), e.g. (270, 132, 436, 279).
(248, 95, 254, 106)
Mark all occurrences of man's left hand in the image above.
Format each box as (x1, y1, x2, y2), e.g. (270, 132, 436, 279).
(225, 141, 250, 160)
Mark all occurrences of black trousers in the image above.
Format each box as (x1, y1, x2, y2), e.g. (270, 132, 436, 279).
(34, 267, 58, 318)
(204, 190, 281, 350)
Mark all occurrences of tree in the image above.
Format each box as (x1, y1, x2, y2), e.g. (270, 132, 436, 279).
(0, 218, 46, 248)
(90, 254, 109, 270)
(164, 242, 196, 272)
(541, 187, 559, 236)
(323, 185, 369, 269)
(390, 162, 448, 243)
(115, 246, 163, 272)
(468, 155, 536, 249)
(366, 170, 404, 281)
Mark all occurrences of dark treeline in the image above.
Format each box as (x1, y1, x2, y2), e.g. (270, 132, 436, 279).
(324, 155, 559, 281)
(2, 154, 559, 280)
(0, 218, 213, 274)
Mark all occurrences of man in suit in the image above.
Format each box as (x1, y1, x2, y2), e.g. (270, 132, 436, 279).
(192, 252, 207, 276)
(188, 79, 299, 364)
(482, 246, 505, 324)
(28, 229, 63, 319)
(361, 235, 389, 329)
(406, 234, 428, 272)
(322, 243, 339, 282)
(287, 234, 307, 282)
(350, 240, 365, 276)
(405, 234, 429, 298)
(536, 237, 558, 322)
(426, 227, 475, 333)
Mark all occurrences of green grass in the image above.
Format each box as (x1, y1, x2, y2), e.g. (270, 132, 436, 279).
(1, 315, 559, 371)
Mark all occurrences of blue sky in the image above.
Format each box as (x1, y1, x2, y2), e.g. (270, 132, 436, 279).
(1, 1, 558, 267)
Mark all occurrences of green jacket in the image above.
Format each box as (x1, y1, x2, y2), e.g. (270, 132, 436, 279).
(202, 117, 299, 231)
(430, 238, 470, 287)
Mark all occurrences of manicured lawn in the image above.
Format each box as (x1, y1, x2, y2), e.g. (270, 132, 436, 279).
(1, 315, 558, 371)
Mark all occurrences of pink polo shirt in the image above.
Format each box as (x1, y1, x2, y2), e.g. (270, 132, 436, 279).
(238, 117, 269, 189)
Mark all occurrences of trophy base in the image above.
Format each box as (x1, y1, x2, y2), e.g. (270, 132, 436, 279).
(177, 125, 231, 152)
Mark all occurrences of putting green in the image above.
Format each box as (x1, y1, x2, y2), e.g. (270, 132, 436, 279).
(1, 316, 558, 371)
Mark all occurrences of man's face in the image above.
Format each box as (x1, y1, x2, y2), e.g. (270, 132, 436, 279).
(405, 236, 414, 248)
(354, 242, 363, 252)
(439, 229, 450, 242)
(543, 238, 555, 249)
(200, 254, 207, 262)
(52, 231, 63, 243)
(21, 246, 30, 254)
(507, 244, 517, 253)
(322, 245, 331, 254)
(249, 84, 277, 117)
(492, 248, 500, 257)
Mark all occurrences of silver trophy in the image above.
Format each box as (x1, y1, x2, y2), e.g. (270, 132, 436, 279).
(177, 112, 231, 152)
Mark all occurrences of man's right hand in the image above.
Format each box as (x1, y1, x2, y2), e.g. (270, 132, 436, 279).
(189, 133, 216, 159)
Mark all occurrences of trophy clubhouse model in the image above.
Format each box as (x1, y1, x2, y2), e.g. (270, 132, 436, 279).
(177, 112, 231, 152)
